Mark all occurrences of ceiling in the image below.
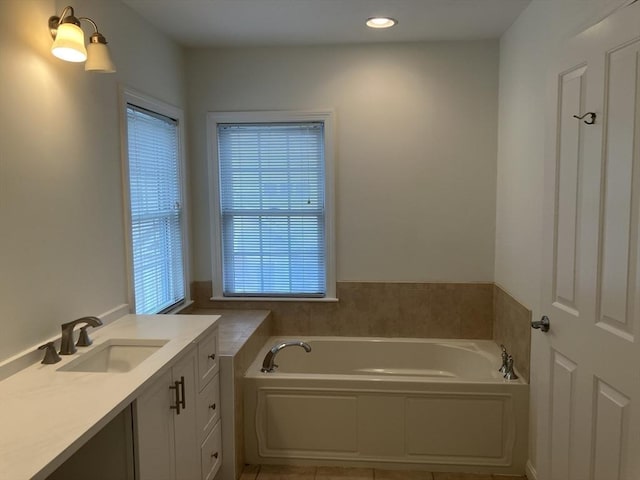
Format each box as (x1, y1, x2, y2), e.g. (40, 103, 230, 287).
(121, 0, 531, 48)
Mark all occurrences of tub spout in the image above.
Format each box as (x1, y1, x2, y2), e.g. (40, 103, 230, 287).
(261, 340, 311, 373)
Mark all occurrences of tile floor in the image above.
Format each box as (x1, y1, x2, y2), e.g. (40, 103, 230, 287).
(240, 465, 527, 480)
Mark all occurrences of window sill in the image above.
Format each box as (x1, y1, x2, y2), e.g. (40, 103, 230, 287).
(209, 296, 339, 303)
(167, 300, 194, 313)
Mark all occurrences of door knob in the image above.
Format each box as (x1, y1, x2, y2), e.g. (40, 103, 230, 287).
(531, 315, 550, 332)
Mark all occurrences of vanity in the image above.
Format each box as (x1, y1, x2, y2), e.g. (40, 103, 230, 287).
(0, 313, 220, 480)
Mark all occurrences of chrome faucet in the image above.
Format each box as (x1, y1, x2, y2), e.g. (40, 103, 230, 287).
(59, 316, 103, 355)
(503, 354, 519, 380)
(261, 340, 311, 373)
(498, 344, 508, 374)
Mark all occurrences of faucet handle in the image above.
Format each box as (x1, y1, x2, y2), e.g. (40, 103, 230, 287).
(498, 344, 508, 373)
(503, 354, 519, 380)
(76, 326, 93, 347)
(38, 342, 61, 364)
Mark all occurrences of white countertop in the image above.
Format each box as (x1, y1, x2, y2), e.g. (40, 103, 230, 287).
(0, 313, 220, 480)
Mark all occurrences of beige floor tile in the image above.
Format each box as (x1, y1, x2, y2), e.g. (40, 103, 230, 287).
(316, 466, 374, 479)
(432, 474, 492, 480)
(374, 469, 434, 479)
(241, 465, 261, 480)
(258, 465, 317, 480)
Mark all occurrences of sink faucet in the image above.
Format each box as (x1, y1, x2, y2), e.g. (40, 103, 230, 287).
(261, 340, 311, 373)
(59, 316, 103, 355)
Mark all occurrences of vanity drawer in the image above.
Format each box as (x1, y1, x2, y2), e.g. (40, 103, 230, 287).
(200, 421, 222, 480)
(197, 328, 218, 391)
(197, 372, 220, 444)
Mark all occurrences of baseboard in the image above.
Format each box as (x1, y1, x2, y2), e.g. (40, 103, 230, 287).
(525, 460, 537, 480)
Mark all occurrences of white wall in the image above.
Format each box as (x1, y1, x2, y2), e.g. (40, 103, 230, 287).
(187, 41, 499, 283)
(496, 0, 630, 473)
(0, 0, 185, 362)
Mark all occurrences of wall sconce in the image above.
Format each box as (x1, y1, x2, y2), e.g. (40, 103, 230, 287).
(48, 6, 116, 73)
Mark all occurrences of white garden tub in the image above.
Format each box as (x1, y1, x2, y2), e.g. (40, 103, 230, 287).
(244, 337, 528, 475)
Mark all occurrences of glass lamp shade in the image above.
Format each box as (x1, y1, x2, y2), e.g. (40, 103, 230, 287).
(51, 23, 87, 62)
(85, 42, 116, 73)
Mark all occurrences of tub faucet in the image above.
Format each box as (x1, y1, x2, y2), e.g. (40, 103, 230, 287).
(498, 344, 508, 374)
(503, 354, 519, 381)
(261, 340, 311, 373)
(59, 316, 103, 355)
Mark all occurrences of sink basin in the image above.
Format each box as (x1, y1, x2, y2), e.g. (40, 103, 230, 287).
(58, 339, 169, 373)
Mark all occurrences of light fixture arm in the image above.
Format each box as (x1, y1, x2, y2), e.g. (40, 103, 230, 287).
(49, 6, 106, 43)
(79, 17, 109, 45)
(79, 16, 99, 32)
(48, 6, 81, 38)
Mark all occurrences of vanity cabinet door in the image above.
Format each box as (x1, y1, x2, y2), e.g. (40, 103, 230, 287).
(135, 346, 198, 480)
(197, 328, 219, 391)
(196, 372, 220, 445)
(200, 421, 222, 480)
(135, 370, 176, 480)
(134, 326, 220, 480)
(172, 348, 200, 480)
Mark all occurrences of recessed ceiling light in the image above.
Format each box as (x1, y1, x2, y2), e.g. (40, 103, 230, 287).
(366, 17, 398, 29)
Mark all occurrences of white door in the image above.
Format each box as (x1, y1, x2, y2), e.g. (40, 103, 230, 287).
(538, 3, 640, 479)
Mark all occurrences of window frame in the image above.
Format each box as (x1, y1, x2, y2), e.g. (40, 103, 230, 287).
(207, 110, 336, 301)
(120, 87, 191, 313)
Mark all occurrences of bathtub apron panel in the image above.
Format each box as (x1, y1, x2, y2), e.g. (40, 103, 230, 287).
(244, 337, 529, 475)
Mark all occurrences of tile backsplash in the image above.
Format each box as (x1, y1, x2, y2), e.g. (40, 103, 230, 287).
(193, 281, 494, 339)
(493, 284, 532, 382)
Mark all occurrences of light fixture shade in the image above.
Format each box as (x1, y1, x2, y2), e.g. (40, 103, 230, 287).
(85, 42, 116, 73)
(51, 22, 87, 62)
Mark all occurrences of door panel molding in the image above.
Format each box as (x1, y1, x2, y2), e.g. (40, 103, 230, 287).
(591, 378, 629, 480)
(596, 39, 640, 342)
(549, 350, 577, 480)
(553, 64, 588, 315)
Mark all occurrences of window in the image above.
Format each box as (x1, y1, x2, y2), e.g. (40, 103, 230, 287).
(209, 111, 335, 300)
(122, 90, 189, 314)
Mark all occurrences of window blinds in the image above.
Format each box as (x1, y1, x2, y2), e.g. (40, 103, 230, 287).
(127, 105, 185, 313)
(217, 122, 326, 297)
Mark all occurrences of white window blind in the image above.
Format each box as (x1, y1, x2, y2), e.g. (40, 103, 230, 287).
(217, 122, 326, 297)
(127, 104, 185, 313)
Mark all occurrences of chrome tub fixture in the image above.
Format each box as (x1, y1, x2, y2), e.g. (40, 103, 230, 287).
(261, 340, 311, 373)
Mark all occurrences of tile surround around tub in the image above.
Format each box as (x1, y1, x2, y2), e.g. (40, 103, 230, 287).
(192, 281, 532, 381)
(192, 284, 533, 480)
(192, 281, 494, 340)
(492, 285, 532, 382)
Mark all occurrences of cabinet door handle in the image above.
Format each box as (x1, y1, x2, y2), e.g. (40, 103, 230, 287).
(208, 353, 216, 360)
(169, 380, 181, 415)
(178, 376, 186, 410)
(211, 452, 219, 459)
(169, 376, 186, 415)
(209, 403, 216, 410)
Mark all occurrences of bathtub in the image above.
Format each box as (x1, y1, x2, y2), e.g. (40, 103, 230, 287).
(244, 337, 528, 475)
